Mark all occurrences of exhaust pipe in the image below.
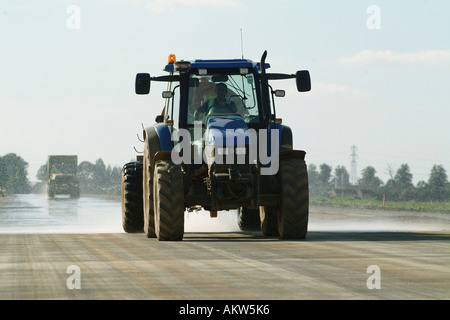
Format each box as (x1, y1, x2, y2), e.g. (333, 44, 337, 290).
(260, 50, 271, 125)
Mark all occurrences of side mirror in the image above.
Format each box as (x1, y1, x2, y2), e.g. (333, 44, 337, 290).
(296, 70, 311, 92)
(136, 73, 151, 94)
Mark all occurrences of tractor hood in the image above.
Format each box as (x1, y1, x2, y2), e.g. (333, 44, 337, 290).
(205, 115, 250, 147)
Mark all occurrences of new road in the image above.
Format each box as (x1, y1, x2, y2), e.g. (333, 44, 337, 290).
(1, 194, 449, 299)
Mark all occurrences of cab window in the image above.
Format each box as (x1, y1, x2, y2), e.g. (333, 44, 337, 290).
(187, 71, 260, 125)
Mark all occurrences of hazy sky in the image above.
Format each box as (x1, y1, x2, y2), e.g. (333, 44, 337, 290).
(1, 0, 449, 184)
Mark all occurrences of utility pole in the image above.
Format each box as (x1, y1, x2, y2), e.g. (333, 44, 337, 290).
(350, 145, 358, 185)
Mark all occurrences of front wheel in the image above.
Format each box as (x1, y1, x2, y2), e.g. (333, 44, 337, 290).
(143, 140, 156, 238)
(278, 158, 309, 239)
(47, 187, 55, 198)
(153, 160, 185, 241)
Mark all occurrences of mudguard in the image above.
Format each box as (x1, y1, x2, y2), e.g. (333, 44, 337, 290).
(153, 124, 173, 151)
(269, 122, 293, 152)
(143, 124, 173, 172)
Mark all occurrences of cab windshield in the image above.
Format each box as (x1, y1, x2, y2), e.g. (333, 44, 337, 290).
(187, 70, 261, 125)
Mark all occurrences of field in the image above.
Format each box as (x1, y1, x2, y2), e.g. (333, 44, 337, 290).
(311, 196, 450, 213)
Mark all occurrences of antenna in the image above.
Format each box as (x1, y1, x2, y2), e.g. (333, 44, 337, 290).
(240, 28, 244, 59)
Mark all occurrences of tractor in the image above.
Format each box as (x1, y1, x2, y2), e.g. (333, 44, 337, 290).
(121, 51, 311, 240)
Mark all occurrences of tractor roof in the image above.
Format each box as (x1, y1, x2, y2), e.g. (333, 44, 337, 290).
(164, 59, 270, 72)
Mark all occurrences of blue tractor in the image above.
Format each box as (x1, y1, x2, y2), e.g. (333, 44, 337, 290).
(121, 51, 311, 240)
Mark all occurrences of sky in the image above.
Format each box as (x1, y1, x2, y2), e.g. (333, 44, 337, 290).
(1, 0, 449, 185)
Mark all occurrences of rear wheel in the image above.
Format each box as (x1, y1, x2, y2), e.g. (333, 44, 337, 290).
(237, 207, 261, 231)
(121, 162, 143, 233)
(153, 160, 185, 241)
(278, 158, 309, 239)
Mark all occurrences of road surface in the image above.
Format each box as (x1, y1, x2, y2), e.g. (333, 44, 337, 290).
(0, 194, 449, 299)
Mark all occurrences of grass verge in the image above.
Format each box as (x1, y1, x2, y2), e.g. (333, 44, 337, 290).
(310, 196, 450, 213)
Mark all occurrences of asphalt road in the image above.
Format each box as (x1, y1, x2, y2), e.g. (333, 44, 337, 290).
(1, 194, 449, 300)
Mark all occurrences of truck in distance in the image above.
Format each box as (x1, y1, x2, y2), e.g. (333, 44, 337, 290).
(47, 155, 80, 198)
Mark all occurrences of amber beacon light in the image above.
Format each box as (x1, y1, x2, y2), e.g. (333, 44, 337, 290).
(168, 54, 176, 64)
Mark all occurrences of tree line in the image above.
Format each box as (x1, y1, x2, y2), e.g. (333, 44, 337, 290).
(2, 152, 449, 202)
(0, 153, 122, 196)
(77, 159, 122, 195)
(309, 163, 450, 202)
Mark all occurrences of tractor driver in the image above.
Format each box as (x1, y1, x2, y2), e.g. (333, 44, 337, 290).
(194, 83, 237, 120)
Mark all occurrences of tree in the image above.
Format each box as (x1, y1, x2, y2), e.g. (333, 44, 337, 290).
(0, 153, 31, 194)
(428, 165, 447, 188)
(385, 163, 395, 180)
(317, 163, 333, 196)
(358, 166, 383, 189)
(428, 165, 449, 201)
(93, 158, 107, 187)
(0, 157, 6, 190)
(108, 166, 122, 194)
(104, 164, 121, 194)
(319, 164, 332, 186)
(333, 165, 350, 187)
(308, 164, 320, 196)
(415, 180, 430, 202)
(77, 159, 121, 195)
(393, 164, 415, 201)
(394, 164, 413, 189)
(308, 163, 333, 196)
(78, 161, 96, 194)
(383, 178, 397, 201)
